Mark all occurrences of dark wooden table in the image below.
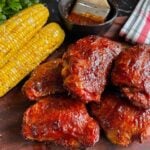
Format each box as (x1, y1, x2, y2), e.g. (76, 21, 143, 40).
(2, 0, 150, 150)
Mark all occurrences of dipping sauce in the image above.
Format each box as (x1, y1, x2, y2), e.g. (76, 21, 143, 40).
(67, 12, 105, 25)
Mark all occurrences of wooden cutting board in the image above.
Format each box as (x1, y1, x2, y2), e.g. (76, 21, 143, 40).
(1, 0, 150, 150)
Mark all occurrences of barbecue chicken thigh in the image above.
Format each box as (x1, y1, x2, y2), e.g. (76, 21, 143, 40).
(62, 36, 122, 103)
(22, 59, 65, 100)
(112, 45, 150, 108)
(22, 96, 100, 149)
(90, 92, 150, 146)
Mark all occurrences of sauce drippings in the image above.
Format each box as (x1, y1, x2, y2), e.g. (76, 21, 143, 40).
(67, 12, 105, 25)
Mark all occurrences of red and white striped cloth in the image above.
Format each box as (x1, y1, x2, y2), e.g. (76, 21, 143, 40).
(120, 0, 150, 44)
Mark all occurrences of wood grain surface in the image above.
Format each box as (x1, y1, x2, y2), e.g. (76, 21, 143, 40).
(1, 0, 150, 150)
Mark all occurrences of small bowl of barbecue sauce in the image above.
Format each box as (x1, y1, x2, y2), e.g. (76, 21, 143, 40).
(58, 0, 118, 37)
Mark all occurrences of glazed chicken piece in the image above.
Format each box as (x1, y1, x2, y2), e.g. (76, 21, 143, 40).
(22, 59, 65, 101)
(62, 36, 122, 103)
(90, 92, 150, 146)
(22, 96, 100, 149)
(112, 45, 150, 108)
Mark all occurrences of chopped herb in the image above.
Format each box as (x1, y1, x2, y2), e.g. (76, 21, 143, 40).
(0, 0, 40, 24)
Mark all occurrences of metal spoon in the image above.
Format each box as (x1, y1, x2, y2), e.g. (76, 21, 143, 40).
(71, 0, 111, 22)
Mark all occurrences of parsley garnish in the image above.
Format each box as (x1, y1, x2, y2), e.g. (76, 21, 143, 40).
(0, 0, 40, 24)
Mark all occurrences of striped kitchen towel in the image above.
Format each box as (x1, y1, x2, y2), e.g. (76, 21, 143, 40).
(120, 0, 150, 44)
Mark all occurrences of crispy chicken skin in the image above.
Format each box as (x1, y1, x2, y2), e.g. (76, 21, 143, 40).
(90, 92, 150, 146)
(22, 96, 100, 149)
(112, 45, 150, 108)
(62, 36, 122, 103)
(22, 59, 65, 101)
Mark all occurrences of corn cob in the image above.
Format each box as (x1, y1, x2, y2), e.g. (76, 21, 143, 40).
(0, 4, 49, 68)
(0, 23, 65, 97)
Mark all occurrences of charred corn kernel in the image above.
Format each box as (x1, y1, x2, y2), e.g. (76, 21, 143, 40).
(0, 23, 65, 97)
(0, 4, 49, 68)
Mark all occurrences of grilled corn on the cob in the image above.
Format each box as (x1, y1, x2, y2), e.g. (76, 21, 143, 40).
(0, 22, 65, 97)
(0, 4, 49, 68)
